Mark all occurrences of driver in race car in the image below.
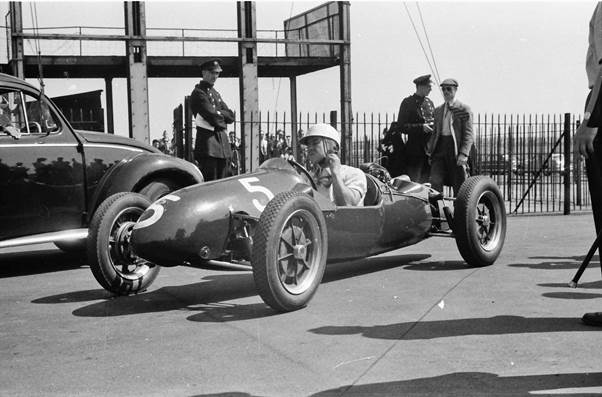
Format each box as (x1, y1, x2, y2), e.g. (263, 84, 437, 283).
(300, 123, 367, 206)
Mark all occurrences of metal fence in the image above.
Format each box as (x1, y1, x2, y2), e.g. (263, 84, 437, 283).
(177, 110, 590, 215)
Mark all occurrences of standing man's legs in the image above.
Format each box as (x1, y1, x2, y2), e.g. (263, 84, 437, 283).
(430, 136, 454, 192)
(199, 157, 218, 181)
(585, 137, 602, 253)
(582, 137, 602, 326)
(406, 156, 428, 183)
(452, 164, 469, 196)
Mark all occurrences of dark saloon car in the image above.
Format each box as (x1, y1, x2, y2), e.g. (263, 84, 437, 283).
(0, 73, 203, 252)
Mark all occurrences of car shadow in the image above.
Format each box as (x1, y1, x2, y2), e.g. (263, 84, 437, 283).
(191, 371, 602, 397)
(33, 253, 433, 320)
(308, 315, 601, 341)
(0, 248, 86, 278)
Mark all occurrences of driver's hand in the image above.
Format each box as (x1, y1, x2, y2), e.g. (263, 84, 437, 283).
(325, 152, 341, 175)
(574, 122, 598, 159)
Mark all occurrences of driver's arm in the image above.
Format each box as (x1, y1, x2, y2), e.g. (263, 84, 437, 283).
(329, 154, 367, 206)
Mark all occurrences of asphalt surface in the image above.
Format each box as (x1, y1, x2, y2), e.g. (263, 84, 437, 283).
(1, 214, 601, 397)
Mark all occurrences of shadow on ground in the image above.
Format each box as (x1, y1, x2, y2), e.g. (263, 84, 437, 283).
(192, 371, 602, 397)
(308, 315, 601, 340)
(0, 248, 86, 278)
(508, 255, 598, 270)
(32, 253, 436, 321)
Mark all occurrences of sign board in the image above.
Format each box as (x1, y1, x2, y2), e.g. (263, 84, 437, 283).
(284, 2, 340, 57)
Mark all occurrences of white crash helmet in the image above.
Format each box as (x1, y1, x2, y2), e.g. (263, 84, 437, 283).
(300, 123, 340, 146)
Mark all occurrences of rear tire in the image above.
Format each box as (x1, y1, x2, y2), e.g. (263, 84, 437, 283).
(87, 192, 160, 295)
(252, 191, 328, 312)
(454, 176, 506, 267)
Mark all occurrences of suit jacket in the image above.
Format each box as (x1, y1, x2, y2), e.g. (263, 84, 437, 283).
(396, 94, 435, 158)
(190, 80, 235, 159)
(427, 99, 473, 158)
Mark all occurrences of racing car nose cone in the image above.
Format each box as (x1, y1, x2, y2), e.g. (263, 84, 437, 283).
(293, 244, 307, 260)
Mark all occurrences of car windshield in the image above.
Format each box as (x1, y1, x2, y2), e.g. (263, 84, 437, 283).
(258, 157, 296, 171)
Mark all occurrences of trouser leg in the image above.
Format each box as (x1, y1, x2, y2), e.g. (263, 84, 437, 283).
(406, 156, 428, 183)
(199, 157, 218, 181)
(430, 154, 446, 192)
(453, 165, 468, 196)
(586, 137, 602, 258)
(215, 158, 228, 180)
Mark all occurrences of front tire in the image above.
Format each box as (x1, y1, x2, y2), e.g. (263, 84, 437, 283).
(252, 191, 328, 312)
(87, 192, 160, 295)
(139, 178, 180, 202)
(454, 176, 506, 267)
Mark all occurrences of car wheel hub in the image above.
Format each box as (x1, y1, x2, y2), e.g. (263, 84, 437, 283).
(109, 207, 151, 280)
(277, 209, 321, 295)
(475, 192, 502, 251)
(293, 244, 307, 260)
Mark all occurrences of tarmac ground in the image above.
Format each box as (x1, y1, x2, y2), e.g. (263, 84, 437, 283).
(1, 213, 601, 396)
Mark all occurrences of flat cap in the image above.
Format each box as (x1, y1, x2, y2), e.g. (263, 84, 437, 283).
(440, 78, 459, 87)
(200, 59, 223, 72)
(413, 74, 432, 85)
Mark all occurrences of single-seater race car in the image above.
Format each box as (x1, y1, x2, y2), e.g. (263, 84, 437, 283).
(87, 158, 506, 312)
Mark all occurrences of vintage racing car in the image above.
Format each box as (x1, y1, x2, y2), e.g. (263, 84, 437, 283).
(87, 158, 506, 312)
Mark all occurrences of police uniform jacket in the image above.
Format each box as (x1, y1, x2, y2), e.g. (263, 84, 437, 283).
(396, 94, 435, 158)
(190, 80, 235, 159)
(426, 100, 473, 158)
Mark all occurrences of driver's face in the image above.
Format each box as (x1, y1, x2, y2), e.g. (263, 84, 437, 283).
(305, 137, 325, 164)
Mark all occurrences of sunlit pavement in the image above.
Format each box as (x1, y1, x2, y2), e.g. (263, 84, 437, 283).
(1, 214, 601, 397)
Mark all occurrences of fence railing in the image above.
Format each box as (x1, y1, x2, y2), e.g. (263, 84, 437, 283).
(173, 110, 589, 215)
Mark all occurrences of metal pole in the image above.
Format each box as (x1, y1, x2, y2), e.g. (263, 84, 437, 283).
(563, 113, 571, 215)
(290, 76, 298, 159)
(184, 95, 193, 162)
(104, 77, 114, 134)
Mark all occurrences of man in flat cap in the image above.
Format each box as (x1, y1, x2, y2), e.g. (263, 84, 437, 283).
(190, 59, 235, 181)
(427, 78, 474, 195)
(395, 74, 435, 183)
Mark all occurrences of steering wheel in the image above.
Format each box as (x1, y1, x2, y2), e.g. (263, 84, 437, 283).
(288, 158, 317, 190)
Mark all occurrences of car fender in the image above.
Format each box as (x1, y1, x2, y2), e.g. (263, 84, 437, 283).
(89, 153, 203, 218)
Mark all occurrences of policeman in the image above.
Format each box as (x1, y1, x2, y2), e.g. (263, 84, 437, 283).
(300, 124, 367, 206)
(190, 59, 235, 181)
(396, 74, 435, 183)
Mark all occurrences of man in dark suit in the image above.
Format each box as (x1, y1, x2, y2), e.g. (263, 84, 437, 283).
(576, 2, 602, 326)
(190, 59, 235, 181)
(396, 74, 435, 183)
(427, 78, 473, 195)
